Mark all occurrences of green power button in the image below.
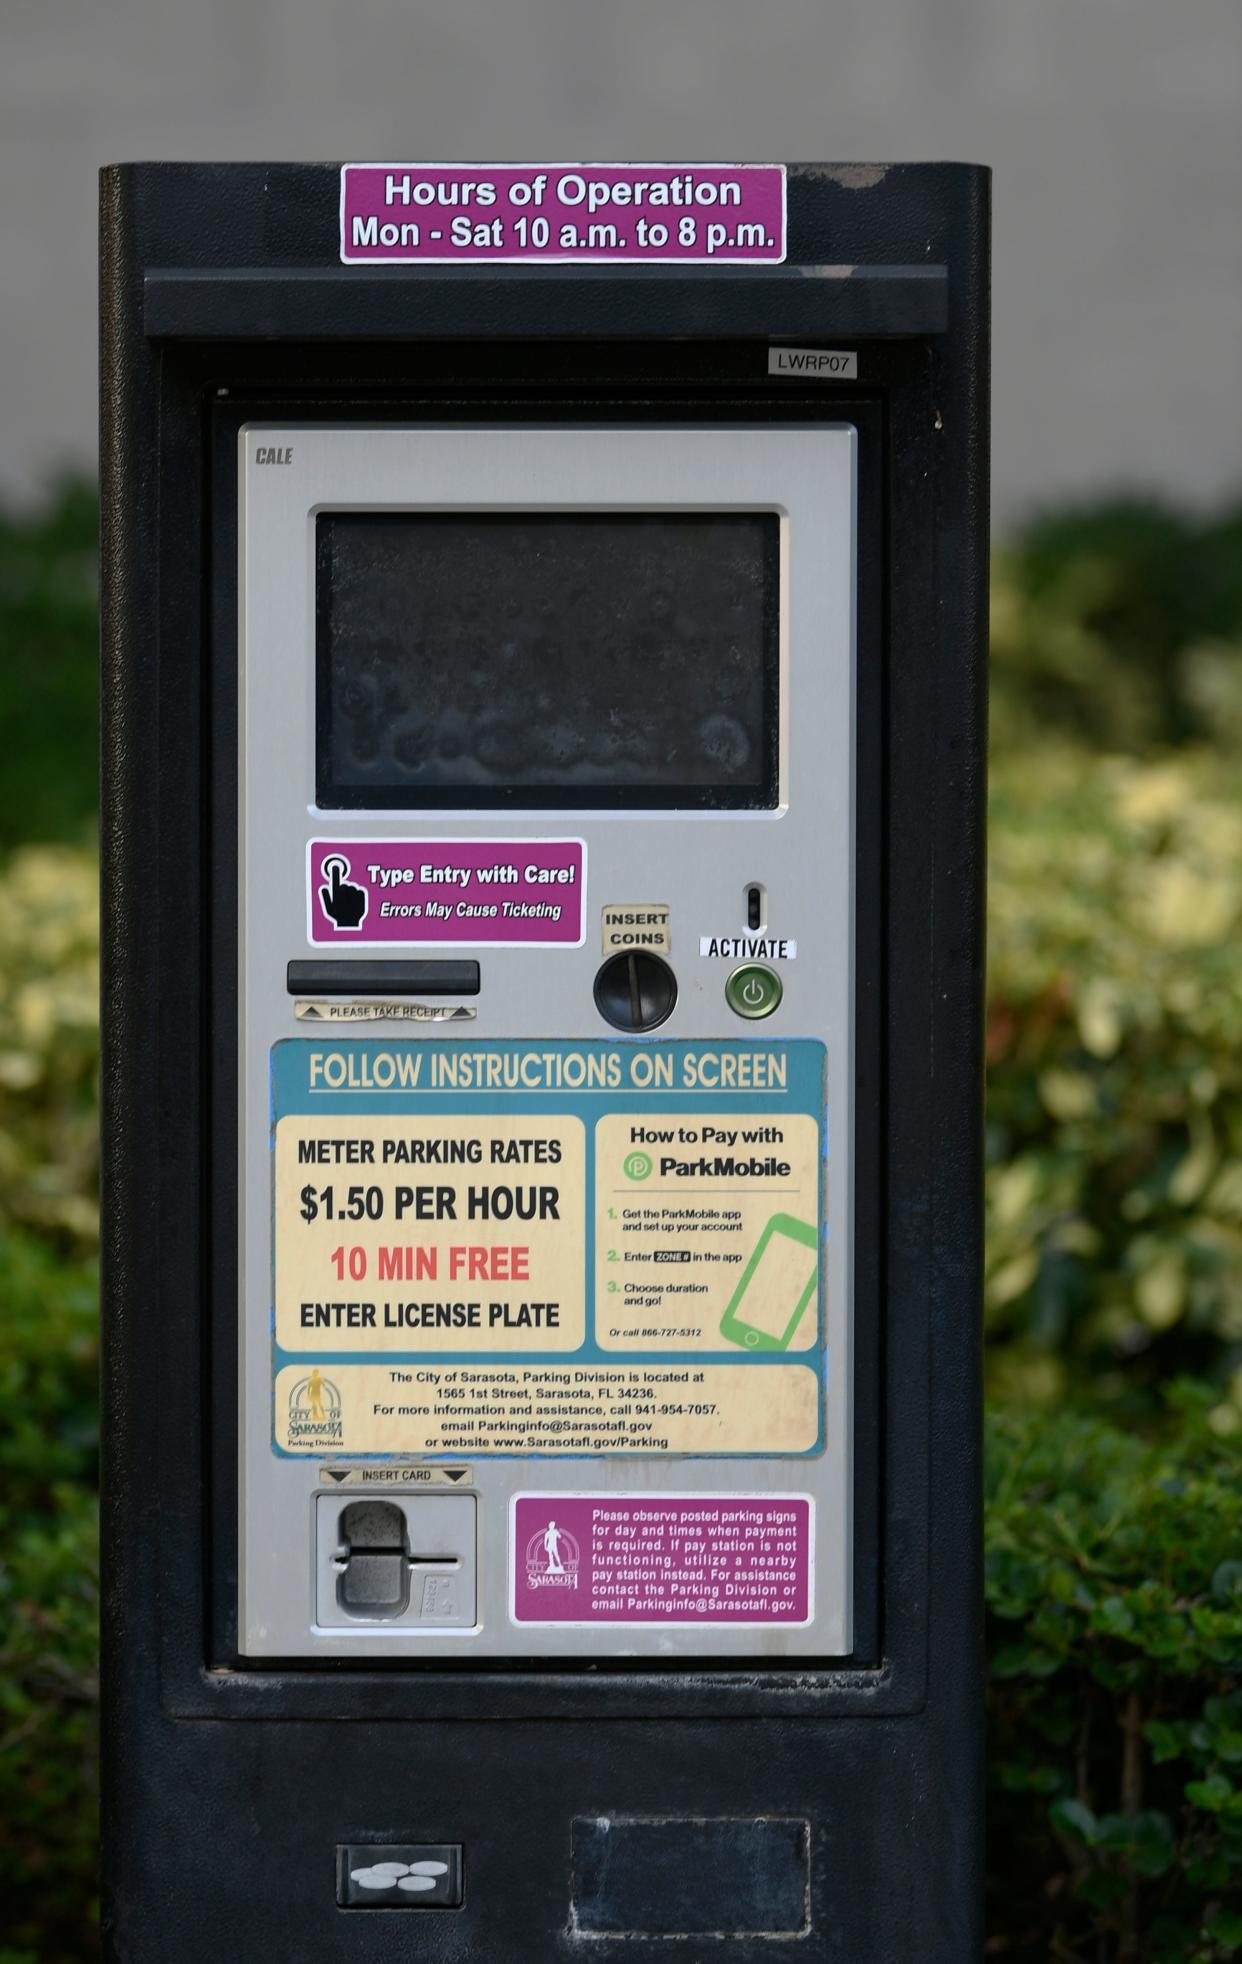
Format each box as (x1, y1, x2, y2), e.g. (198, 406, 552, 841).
(725, 963, 783, 1019)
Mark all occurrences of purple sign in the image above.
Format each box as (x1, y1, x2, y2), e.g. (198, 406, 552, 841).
(340, 163, 786, 265)
(307, 838, 585, 947)
(511, 1494, 813, 1626)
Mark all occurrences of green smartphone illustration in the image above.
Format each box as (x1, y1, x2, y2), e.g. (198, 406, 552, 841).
(719, 1211, 820, 1352)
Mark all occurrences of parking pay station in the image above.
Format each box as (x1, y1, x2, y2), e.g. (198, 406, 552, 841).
(101, 161, 989, 1960)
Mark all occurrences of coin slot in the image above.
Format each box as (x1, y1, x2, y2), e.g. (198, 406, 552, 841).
(593, 952, 678, 1032)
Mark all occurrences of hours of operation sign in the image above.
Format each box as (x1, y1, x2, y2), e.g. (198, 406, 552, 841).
(270, 1039, 826, 1457)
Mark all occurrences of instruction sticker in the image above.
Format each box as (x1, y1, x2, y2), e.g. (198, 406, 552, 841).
(511, 1494, 812, 1625)
(277, 1111, 586, 1354)
(340, 164, 787, 265)
(594, 1112, 819, 1352)
(270, 1038, 825, 1457)
(308, 838, 585, 947)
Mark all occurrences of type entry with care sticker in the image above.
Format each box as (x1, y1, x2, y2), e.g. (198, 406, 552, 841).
(308, 839, 586, 947)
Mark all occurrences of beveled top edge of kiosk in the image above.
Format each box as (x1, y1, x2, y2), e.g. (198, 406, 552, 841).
(143, 261, 949, 341)
(103, 159, 985, 342)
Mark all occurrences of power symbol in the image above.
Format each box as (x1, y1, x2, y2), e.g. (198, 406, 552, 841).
(726, 963, 782, 1019)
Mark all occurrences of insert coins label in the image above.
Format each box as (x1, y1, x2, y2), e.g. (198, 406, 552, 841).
(271, 1038, 825, 1457)
(601, 903, 670, 955)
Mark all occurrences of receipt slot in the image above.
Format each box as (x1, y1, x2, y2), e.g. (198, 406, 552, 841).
(101, 161, 989, 1960)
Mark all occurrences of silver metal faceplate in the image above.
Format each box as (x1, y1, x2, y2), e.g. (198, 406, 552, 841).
(239, 425, 856, 1658)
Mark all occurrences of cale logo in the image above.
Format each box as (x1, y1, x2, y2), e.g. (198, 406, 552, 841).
(287, 1368, 344, 1445)
(524, 1518, 580, 1591)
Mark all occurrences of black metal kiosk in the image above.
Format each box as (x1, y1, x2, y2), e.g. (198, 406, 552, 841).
(100, 159, 989, 1962)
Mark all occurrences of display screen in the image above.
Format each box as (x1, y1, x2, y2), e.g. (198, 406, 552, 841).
(315, 513, 779, 808)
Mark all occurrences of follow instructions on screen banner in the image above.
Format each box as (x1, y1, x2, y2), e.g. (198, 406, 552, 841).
(271, 1038, 826, 1457)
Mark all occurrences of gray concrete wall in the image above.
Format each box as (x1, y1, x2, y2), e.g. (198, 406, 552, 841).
(3, 0, 1240, 517)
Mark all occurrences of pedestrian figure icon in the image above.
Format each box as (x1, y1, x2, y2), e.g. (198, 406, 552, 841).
(542, 1521, 565, 1574)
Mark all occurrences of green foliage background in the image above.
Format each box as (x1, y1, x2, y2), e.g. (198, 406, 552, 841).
(1, 485, 1241, 1961)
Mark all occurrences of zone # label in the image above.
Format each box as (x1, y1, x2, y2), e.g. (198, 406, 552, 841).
(340, 164, 787, 265)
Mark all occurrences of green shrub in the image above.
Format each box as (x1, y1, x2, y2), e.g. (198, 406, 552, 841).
(0, 839, 100, 1958)
(987, 746, 1242, 1415)
(0, 844, 99, 1251)
(992, 497, 1242, 755)
(987, 1389, 1242, 1960)
(0, 1229, 99, 1962)
(0, 484, 98, 848)
(1, 481, 1240, 1962)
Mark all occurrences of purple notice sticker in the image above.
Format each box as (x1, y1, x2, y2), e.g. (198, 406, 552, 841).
(340, 163, 786, 265)
(308, 839, 585, 947)
(511, 1495, 813, 1626)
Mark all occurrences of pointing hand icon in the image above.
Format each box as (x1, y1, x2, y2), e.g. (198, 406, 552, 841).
(319, 855, 368, 931)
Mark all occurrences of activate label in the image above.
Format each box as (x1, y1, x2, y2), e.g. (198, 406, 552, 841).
(340, 164, 787, 265)
(511, 1494, 812, 1625)
(308, 838, 585, 946)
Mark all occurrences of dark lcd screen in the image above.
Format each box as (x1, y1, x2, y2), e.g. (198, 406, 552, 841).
(315, 512, 779, 808)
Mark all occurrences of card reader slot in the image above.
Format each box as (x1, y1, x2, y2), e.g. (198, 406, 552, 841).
(287, 960, 480, 996)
